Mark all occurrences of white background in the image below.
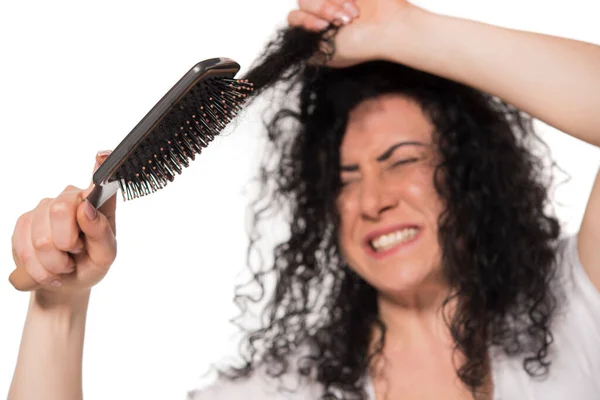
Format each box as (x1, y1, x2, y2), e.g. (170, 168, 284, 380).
(1, 1, 599, 399)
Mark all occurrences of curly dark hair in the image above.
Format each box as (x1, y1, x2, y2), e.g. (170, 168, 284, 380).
(218, 27, 563, 399)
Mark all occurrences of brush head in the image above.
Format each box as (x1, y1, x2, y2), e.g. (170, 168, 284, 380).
(89, 58, 253, 206)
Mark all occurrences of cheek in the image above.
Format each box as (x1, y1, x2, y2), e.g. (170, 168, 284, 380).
(336, 193, 359, 248)
(336, 191, 359, 225)
(406, 167, 441, 209)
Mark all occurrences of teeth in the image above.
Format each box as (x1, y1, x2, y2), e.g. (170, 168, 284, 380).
(371, 228, 419, 252)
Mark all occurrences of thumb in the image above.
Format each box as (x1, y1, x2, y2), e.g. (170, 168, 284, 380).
(82, 151, 117, 233)
(76, 196, 117, 267)
(74, 151, 118, 268)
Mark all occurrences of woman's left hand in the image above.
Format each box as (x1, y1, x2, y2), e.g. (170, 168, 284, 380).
(287, 0, 418, 68)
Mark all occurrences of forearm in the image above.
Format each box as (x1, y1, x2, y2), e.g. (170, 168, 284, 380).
(380, 8, 600, 147)
(8, 291, 91, 400)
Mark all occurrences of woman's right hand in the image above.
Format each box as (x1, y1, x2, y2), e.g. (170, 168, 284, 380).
(10, 151, 117, 299)
(287, 0, 420, 68)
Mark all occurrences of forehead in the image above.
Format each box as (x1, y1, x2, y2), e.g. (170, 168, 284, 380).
(340, 95, 433, 161)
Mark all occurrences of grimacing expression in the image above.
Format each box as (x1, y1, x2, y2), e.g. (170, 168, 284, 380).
(336, 95, 445, 296)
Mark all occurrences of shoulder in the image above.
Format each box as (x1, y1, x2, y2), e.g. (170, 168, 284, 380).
(549, 233, 600, 350)
(490, 234, 600, 398)
(554, 233, 600, 310)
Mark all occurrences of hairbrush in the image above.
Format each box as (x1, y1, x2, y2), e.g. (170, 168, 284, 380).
(10, 57, 253, 291)
(90, 57, 253, 206)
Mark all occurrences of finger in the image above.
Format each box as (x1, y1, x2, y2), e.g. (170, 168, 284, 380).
(10, 214, 39, 291)
(19, 216, 62, 286)
(326, 0, 361, 18)
(50, 185, 85, 254)
(288, 10, 331, 31)
(11, 213, 30, 269)
(76, 198, 117, 268)
(297, 0, 357, 24)
(92, 150, 113, 182)
(95, 150, 112, 167)
(30, 199, 76, 275)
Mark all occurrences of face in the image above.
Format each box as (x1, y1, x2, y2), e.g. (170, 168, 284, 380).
(336, 94, 445, 297)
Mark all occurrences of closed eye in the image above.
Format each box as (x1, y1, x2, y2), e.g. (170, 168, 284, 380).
(341, 157, 422, 186)
(390, 157, 420, 168)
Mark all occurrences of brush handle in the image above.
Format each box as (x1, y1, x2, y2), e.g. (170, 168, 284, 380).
(86, 181, 120, 209)
(9, 182, 120, 291)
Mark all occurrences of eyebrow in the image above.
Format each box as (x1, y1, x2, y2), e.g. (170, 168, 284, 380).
(340, 141, 427, 172)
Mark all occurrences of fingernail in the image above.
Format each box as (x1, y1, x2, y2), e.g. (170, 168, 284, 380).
(97, 150, 112, 157)
(50, 280, 62, 288)
(334, 12, 351, 25)
(83, 199, 97, 220)
(343, 2, 359, 18)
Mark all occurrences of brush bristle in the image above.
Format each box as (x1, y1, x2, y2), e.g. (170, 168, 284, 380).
(115, 77, 253, 201)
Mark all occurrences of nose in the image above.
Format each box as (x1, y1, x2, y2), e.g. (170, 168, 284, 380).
(359, 172, 398, 220)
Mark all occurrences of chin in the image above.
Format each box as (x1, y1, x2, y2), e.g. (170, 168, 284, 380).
(368, 260, 436, 294)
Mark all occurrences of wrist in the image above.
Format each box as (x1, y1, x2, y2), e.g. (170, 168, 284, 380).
(32, 288, 91, 314)
(373, 6, 437, 66)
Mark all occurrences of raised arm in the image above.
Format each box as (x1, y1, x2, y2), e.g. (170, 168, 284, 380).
(8, 152, 118, 399)
(288, 0, 600, 291)
(378, 6, 600, 148)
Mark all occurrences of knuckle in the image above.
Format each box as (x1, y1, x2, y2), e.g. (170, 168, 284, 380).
(18, 247, 30, 262)
(319, 3, 336, 18)
(15, 213, 30, 229)
(37, 198, 51, 210)
(49, 200, 70, 217)
(14, 247, 28, 265)
(13, 214, 31, 238)
(33, 235, 54, 251)
(63, 184, 79, 193)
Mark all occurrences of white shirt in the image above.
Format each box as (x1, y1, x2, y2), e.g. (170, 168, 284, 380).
(188, 235, 600, 399)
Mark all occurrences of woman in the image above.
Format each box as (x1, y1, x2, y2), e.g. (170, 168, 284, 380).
(8, 1, 600, 399)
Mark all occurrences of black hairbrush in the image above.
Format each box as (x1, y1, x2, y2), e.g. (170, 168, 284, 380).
(10, 57, 253, 291)
(87, 57, 253, 207)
